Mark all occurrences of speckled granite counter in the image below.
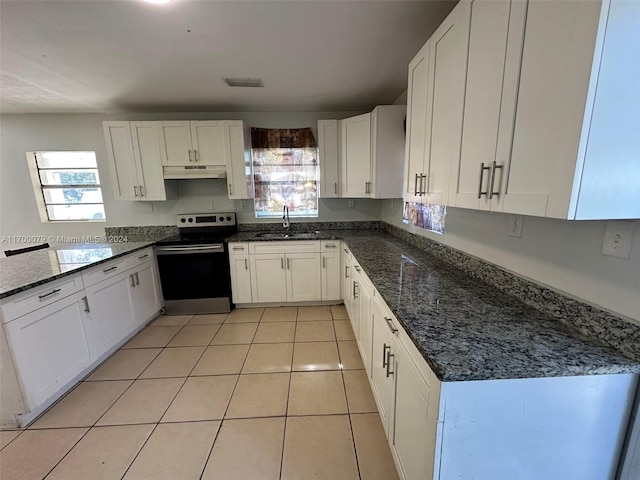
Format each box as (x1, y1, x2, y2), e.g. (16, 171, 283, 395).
(229, 230, 640, 381)
(0, 241, 158, 299)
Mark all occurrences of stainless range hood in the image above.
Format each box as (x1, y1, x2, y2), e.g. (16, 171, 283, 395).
(163, 165, 227, 179)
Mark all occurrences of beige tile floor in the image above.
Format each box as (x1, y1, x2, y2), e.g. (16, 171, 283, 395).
(0, 305, 399, 480)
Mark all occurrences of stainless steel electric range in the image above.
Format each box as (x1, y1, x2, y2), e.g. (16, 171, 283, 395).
(155, 212, 238, 314)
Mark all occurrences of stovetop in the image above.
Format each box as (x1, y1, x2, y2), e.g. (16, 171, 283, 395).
(156, 212, 238, 246)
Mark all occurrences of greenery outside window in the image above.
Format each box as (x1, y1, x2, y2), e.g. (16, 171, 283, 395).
(251, 128, 318, 218)
(26, 151, 106, 222)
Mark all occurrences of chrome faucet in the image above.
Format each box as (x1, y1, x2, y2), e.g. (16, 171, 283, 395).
(282, 205, 290, 231)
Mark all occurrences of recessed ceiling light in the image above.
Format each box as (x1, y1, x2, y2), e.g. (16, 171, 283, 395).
(222, 78, 264, 88)
(144, 0, 173, 4)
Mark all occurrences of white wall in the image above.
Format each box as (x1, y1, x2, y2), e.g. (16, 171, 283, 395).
(382, 200, 640, 323)
(0, 111, 382, 241)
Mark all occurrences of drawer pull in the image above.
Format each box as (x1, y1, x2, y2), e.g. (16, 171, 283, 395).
(38, 288, 61, 300)
(103, 266, 118, 273)
(343, 248, 348, 253)
(232, 246, 245, 251)
(82, 296, 90, 313)
(384, 317, 399, 334)
(354, 265, 361, 272)
(138, 253, 149, 260)
(324, 244, 336, 248)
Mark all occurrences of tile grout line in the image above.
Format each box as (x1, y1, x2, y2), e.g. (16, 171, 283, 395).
(278, 307, 298, 480)
(198, 307, 267, 480)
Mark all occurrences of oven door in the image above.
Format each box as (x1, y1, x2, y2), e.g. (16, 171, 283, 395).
(155, 244, 232, 314)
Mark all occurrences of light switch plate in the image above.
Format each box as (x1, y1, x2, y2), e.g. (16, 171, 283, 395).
(601, 221, 634, 259)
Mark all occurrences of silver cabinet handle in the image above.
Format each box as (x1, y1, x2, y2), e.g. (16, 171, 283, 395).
(228, 183, 233, 195)
(244, 258, 248, 270)
(477, 162, 492, 198)
(133, 185, 139, 197)
(286, 257, 290, 270)
(134, 272, 140, 286)
(345, 265, 349, 278)
(414, 173, 420, 196)
(353, 281, 358, 299)
(382, 343, 391, 368)
(188, 149, 193, 162)
(139, 185, 145, 197)
(386, 351, 395, 377)
(354, 265, 361, 272)
(365, 181, 372, 194)
(488, 161, 504, 199)
(420, 174, 427, 195)
(322, 256, 326, 268)
(103, 266, 118, 273)
(232, 246, 245, 251)
(130, 274, 135, 287)
(325, 244, 336, 249)
(82, 296, 90, 313)
(334, 182, 337, 194)
(194, 149, 199, 162)
(138, 253, 149, 260)
(281, 257, 285, 270)
(384, 317, 399, 334)
(38, 288, 61, 299)
(343, 248, 348, 253)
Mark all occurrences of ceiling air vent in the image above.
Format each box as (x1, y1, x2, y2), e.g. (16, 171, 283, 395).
(222, 77, 264, 88)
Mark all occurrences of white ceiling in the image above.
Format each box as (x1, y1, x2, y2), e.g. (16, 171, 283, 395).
(0, 0, 456, 114)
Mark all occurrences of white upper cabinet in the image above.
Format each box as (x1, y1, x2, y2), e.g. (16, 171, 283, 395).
(453, 0, 526, 212)
(451, 0, 640, 219)
(403, 0, 471, 206)
(342, 106, 406, 199)
(158, 120, 226, 166)
(224, 120, 254, 199)
(318, 120, 341, 198)
(103, 121, 168, 201)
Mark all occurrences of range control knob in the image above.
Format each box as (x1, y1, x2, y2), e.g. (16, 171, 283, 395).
(188, 218, 193, 223)
(226, 216, 231, 221)
(219, 216, 224, 222)
(180, 218, 186, 223)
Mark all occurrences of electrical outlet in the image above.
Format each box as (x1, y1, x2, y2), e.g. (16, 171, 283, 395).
(239, 200, 247, 211)
(146, 203, 153, 212)
(508, 214, 523, 238)
(348, 199, 355, 208)
(601, 221, 634, 259)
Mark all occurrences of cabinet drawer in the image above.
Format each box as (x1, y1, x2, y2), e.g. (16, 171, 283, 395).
(82, 255, 135, 288)
(132, 248, 153, 266)
(229, 243, 249, 257)
(1, 275, 84, 323)
(249, 241, 320, 254)
(321, 240, 341, 251)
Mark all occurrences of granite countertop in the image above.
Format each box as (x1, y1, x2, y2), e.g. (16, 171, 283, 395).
(231, 229, 640, 381)
(0, 241, 157, 299)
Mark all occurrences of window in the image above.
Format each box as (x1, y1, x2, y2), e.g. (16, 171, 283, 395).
(251, 128, 318, 218)
(26, 151, 106, 222)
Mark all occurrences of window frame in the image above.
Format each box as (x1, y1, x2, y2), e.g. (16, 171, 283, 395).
(25, 151, 107, 223)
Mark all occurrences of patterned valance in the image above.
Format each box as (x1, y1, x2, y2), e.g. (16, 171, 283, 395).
(251, 127, 317, 149)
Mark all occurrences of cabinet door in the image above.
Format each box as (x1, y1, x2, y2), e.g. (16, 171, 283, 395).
(454, 0, 527, 212)
(403, 41, 430, 204)
(250, 254, 287, 303)
(391, 339, 438, 480)
(341, 113, 371, 198)
(318, 120, 340, 198)
(224, 121, 254, 199)
(286, 252, 321, 302)
(348, 269, 361, 338)
(131, 263, 161, 326)
(321, 252, 341, 301)
(103, 121, 139, 201)
(357, 281, 373, 373)
(370, 296, 396, 436)
(158, 121, 193, 166)
(85, 271, 136, 353)
(343, 249, 353, 314)
(130, 122, 168, 201)
(4, 291, 92, 410)
(423, 0, 471, 206)
(190, 121, 226, 165)
(230, 254, 253, 304)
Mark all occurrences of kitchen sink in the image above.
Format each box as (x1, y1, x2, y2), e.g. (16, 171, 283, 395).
(254, 231, 321, 239)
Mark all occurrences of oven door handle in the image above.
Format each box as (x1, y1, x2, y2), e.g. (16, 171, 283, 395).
(156, 245, 224, 255)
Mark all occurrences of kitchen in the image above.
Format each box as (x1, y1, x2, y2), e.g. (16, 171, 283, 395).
(1, 0, 639, 479)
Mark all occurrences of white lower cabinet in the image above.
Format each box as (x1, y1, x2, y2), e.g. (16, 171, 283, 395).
(250, 254, 288, 303)
(229, 243, 252, 304)
(4, 290, 92, 411)
(321, 241, 341, 301)
(357, 275, 373, 372)
(286, 252, 321, 302)
(130, 261, 162, 327)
